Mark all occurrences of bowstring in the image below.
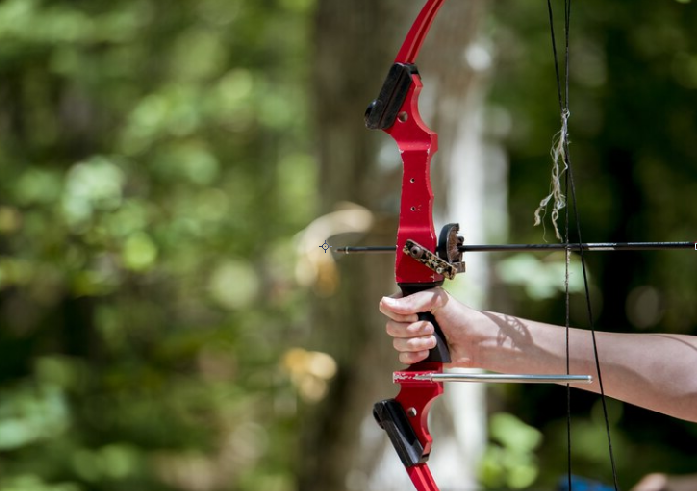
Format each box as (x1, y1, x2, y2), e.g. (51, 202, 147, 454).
(544, 1, 620, 490)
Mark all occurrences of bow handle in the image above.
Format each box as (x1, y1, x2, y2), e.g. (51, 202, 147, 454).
(400, 284, 451, 363)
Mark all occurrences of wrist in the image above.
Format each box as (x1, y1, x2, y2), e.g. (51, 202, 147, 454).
(448, 307, 499, 368)
(459, 310, 537, 372)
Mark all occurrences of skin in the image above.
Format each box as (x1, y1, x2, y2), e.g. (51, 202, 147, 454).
(631, 473, 697, 491)
(379, 287, 697, 423)
(381, 287, 697, 489)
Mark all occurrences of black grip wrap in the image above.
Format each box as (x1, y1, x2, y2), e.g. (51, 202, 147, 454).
(400, 284, 451, 363)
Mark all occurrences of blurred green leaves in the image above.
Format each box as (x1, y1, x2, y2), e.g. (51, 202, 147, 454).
(0, 0, 315, 489)
(490, 0, 697, 486)
(495, 253, 586, 300)
(481, 412, 542, 489)
(0, 383, 69, 451)
(0, 0, 149, 47)
(62, 157, 126, 226)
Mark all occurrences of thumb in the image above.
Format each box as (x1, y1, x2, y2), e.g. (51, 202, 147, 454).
(382, 287, 448, 315)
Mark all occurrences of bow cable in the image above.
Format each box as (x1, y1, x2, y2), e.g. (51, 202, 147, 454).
(545, 1, 620, 490)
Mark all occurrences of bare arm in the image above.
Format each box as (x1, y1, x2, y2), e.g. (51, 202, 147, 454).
(632, 472, 697, 491)
(380, 287, 697, 422)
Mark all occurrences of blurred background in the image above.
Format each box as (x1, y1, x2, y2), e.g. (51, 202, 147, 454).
(0, 0, 696, 490)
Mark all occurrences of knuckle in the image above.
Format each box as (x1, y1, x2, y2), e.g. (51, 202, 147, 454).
(404, 338, 420, 351)
(405, 335, 435, 352)
(420, 320, 434, 334)
(406, 320, 431, 335)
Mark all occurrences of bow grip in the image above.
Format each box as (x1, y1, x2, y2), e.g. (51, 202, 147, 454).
(400, 285, 451, 363)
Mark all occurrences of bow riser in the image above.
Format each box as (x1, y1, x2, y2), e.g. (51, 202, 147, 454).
(393, 364, 445, 458)
(387, 73, 442, 286)
(373, 365, 444, 491)
(367, 2, 451, 490)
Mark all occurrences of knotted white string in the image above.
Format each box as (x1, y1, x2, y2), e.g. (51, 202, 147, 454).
(533, 108, 570, 241)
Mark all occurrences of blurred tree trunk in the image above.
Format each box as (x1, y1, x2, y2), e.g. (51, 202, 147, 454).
(304, 2, 391, 490)
(306, 1, 489, 490)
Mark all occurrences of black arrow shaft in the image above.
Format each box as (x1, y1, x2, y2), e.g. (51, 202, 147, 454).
(335, 241, 695, 254)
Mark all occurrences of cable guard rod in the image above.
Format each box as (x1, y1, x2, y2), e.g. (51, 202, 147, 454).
(409, 372, 593, 385)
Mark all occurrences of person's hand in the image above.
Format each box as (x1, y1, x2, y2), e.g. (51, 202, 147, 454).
(631, 472, 697, 491)
(632, 473, 669, 491)
(378, 287, 483, 366)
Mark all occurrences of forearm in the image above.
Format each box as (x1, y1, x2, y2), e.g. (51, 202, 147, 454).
(459, 310, 697, 422)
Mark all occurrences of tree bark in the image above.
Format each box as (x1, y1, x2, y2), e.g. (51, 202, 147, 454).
(307, 1, 490, 490)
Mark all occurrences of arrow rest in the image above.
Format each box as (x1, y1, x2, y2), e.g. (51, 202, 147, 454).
(437, 223, 465, 269)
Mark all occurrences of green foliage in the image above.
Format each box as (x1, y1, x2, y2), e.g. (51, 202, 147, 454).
(0, 0, 316, 489)
(488, 0, 697, 487)
(480, 413, 542, 489)
(4, 0, 695, 489)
